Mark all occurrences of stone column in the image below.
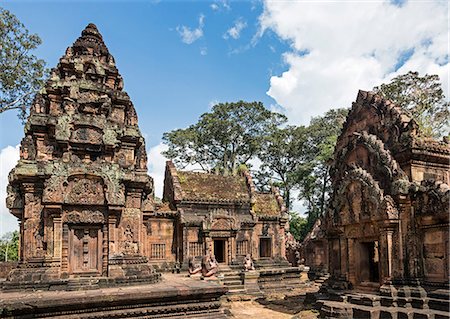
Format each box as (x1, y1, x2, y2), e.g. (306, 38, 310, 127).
(18, 220, 23, 261)
(102, 223, 108, 276)
(61, 223, 69, 275)
(386, 229, 394, 279)
(347, 238, 356, 285)
(53, 216, 62, 259)
(108, 210, 119, 256)
(184, 226, 189, 259)
(22, 183, 42, 261)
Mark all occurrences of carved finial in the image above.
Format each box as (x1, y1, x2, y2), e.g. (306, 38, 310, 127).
(72, 22, 109, 56)
(81, 23, 103, 41)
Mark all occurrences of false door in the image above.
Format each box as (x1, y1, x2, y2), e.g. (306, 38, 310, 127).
(68, 226, 102, 275)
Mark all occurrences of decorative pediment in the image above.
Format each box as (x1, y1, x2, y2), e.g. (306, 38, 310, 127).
(65, 176, 105, 205)
(212, 218, 232, 230)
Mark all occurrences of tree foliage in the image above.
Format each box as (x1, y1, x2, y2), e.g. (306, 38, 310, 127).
(0, 231, 19, 262)
(163, 101, 286, 175)
(373, 71, 449, 138)
(288, 212, 308, 242)
(257, 125, 311, 211)
(0, 8, 46, 120)
(295, 108, 348, 222)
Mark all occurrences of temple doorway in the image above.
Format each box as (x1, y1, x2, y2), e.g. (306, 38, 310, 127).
(68, 226, 102, 275)
(359, 241, 380, 283)
(259, 237, 272, 258)
(213, 239, 226, 263)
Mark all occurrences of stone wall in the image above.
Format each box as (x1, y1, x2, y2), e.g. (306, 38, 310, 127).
(0, 262, 18, 278)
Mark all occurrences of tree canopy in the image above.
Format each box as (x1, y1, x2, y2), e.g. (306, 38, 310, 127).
(257, 125, 309, 211)
(373, 71, 449, 138)
(163, 101, 286, 175)
(0, 8, 46, 120)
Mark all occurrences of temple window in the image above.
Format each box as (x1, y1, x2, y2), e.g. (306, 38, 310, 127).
(150, 243, 166, 259)
(237, 240, 249, 256)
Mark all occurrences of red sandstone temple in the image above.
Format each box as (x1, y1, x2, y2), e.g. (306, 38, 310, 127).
(325, 91, 449, 291)
(5, 24, 289, 284)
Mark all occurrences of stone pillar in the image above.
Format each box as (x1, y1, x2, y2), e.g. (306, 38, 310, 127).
(18, 220, 23, 261)
(184, 226, 189, 260)
(386, 229, 394, 279)
(22, 183, 43, 261)
(107, 209, 119, 256)
(243, 271, 263, 296)
(230, 235, 235, 263)
(53, 216, 62, 259)
(347, 238, 356, 285)
(61, 223, 69, 275)
(102, 223, 108, 276)
(280, 226, 287, 259)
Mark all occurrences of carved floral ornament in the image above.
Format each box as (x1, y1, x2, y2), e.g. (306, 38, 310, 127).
(63, 209, 105, 224)
(203, 209, 239, 231)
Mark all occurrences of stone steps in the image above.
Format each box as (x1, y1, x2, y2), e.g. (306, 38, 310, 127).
(218, 271, 245, 294)
(320, 299, 450, 319)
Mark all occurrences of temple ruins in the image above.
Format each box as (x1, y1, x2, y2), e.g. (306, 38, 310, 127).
(2, 21, 449, 319)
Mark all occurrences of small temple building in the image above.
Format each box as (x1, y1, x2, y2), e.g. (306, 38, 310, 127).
(324, 90, 449, 293)
(160, 161, 289, 269)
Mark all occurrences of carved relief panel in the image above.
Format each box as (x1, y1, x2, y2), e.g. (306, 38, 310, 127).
(65, 176, 105, 205)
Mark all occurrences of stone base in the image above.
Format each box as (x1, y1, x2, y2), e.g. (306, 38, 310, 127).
(3, 256, 161, 291)
(258, 267, 306, 293)
(243, 271, 263, 296)
(6, 263, 61, 283)
(0, 274, 229, 318)
(108, 255, 157, 279)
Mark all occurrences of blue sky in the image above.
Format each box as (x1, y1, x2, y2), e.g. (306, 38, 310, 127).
(0, 1, 290, 149)
(0, 0, 448, 235)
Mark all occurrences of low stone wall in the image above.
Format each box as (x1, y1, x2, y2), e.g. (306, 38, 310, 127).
(0, 275, 229, 318)
(0, 262, 18, 279)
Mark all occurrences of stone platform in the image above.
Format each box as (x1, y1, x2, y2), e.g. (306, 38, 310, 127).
(311, 286, 450, 319)
(0, 274, 228, 318)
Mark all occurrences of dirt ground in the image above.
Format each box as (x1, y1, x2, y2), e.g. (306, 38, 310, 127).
(227, 300, 319, 319)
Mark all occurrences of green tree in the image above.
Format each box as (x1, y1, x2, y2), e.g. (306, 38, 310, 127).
(0, 231, 19, 262)
(0, 8, 46, 120)
(288, 212, 308, 242)
(163, 101, 286, 175)
(258, 125, 309, 211)
(373, 71, 450, 138)
(294, 108, 348, 233)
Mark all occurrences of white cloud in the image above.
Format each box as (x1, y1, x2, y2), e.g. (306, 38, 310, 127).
(259, 0, 449, 125)
(147, 143, 168, 200)
(211, 0, 231, 12)
(200, 47, 208, 56)
(0, 145, 20, 236)
(224, 18, 247, 40)
(176, 14, 205, 44)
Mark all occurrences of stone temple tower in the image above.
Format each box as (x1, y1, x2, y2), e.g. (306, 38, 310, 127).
(6, 24, 159, 284)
